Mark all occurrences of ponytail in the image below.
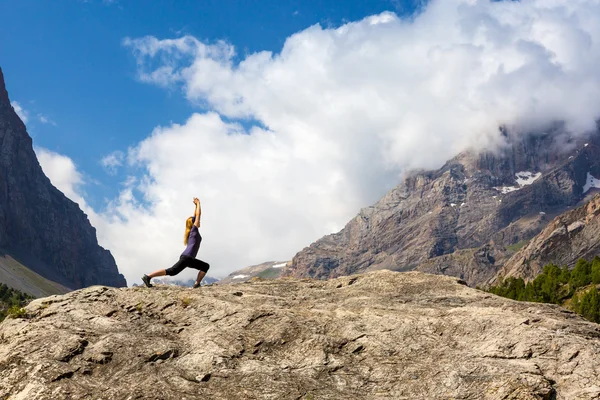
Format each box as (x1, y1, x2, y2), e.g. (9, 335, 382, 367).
(184, 217, 194, 245)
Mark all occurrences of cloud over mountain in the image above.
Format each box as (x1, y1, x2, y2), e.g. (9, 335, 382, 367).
(40, 0, 600, 284)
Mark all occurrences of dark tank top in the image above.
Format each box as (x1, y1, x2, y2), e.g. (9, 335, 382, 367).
(181, 225, 202, 258)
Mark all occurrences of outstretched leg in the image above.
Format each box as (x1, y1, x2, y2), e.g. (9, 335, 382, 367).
(191, 259, 210, 288)
(148, 269, 167, 279)
(142, 256, 189, 287)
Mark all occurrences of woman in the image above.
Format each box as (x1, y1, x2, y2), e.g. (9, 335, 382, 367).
(142, 197, 210, 289)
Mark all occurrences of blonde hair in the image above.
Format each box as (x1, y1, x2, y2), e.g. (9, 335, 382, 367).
(184, 216, 194, 245)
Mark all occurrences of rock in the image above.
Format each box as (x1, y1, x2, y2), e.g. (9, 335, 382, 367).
(286, 132, 600, 287)
(1, 272, 600, 399)
(416, 243, 511, 287)
(493, 192, 600, 283)
(0, 67, 126, 292)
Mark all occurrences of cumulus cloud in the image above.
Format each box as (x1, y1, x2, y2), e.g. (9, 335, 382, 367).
(101, 151, 125, 175)
(42, 0, 600, 285)
(124, 0, 600, 169)
(11, 101, 28, 124)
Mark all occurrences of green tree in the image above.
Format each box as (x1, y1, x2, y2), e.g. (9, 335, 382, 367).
(559, 265, 571, 284)
(580, 288, 600, 323)
(570, 259, 592, 289)
(490, 258, 600, 324)
(523, 282, 537, 302)
(591, 257, 600, 284)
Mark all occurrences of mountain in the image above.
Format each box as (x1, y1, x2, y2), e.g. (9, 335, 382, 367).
(493, 192, 600, 283)
(0, 67, 126, 293)
(218, 261, 289, 284)
(145, 276, 219, 287)
(414, 243, 512, 287)
(1, 271, 599, 399)
(0, 253, 70, 297)
(286, 131, 600, 286)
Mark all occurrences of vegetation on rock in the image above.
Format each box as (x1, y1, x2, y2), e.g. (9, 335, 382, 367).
(0, 283, 33, 322)
(488, 257, 600, 323)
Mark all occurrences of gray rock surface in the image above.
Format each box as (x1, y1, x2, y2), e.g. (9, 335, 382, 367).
(286, 133, 600, 287)
(494, 192, 600, 283)
(1, 270, 600, 399)
(0, 67, 126, 291)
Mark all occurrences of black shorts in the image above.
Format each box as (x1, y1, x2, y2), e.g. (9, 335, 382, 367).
(165, 255, 210, 276)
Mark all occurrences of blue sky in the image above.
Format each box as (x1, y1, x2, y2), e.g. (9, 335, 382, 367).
(1, 0, 599, 283)
(0, 0, 420, 210)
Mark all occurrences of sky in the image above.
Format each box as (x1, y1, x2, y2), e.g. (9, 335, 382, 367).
(1, 0, 600, 285)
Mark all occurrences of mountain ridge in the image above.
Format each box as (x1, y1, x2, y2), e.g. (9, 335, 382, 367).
(0, 67, 126, 292)
(218, 260, 289, 284)
(493, 192, 600, 283)
(285, 131, 600, 286)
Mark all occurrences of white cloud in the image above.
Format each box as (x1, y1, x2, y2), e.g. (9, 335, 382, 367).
(10, 102, 56, 127)
(35, 148, 87, 206)
(125, 0, 600, 167)
(11, 101, 28, 124)
(42, 0, 600, 286)
(101, 151, 125, 175)
(38, 114, 57, 126)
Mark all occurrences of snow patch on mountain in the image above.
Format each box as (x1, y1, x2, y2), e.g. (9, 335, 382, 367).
(515, 172, 542, 186)
(583, 172, 600, 193)
(498, 186, 520, 194)
(497, 171, 542, 194)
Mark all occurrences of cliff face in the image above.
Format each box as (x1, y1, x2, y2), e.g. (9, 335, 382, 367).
(286, 132, 600, 285)
(0, 67, 126, 290)
(415, 243, 512, 287)
(494, 192, 600, 283)
(1, 271, 599, 399)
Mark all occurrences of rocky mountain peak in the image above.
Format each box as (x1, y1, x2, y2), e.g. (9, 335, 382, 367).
(0, 68, 9, 107)
(0, 67, 126, 292)
(286, 130, 600, 286)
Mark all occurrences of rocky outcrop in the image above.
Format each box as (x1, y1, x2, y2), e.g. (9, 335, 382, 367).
(218, 261, 289, 284)
(286, 132, 600, 286)
(494, 192, 600, 283)
(0, 67, 126, 290)
(1, 271, 600, 399)
(415, 243, 512, 287)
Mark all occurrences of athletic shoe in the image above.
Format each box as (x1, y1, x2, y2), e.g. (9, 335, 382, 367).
(193, 282, 201, 289)
(142, 275, 153, 288)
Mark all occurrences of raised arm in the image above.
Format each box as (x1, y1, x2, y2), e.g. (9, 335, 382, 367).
(193, 197, 201, 227)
